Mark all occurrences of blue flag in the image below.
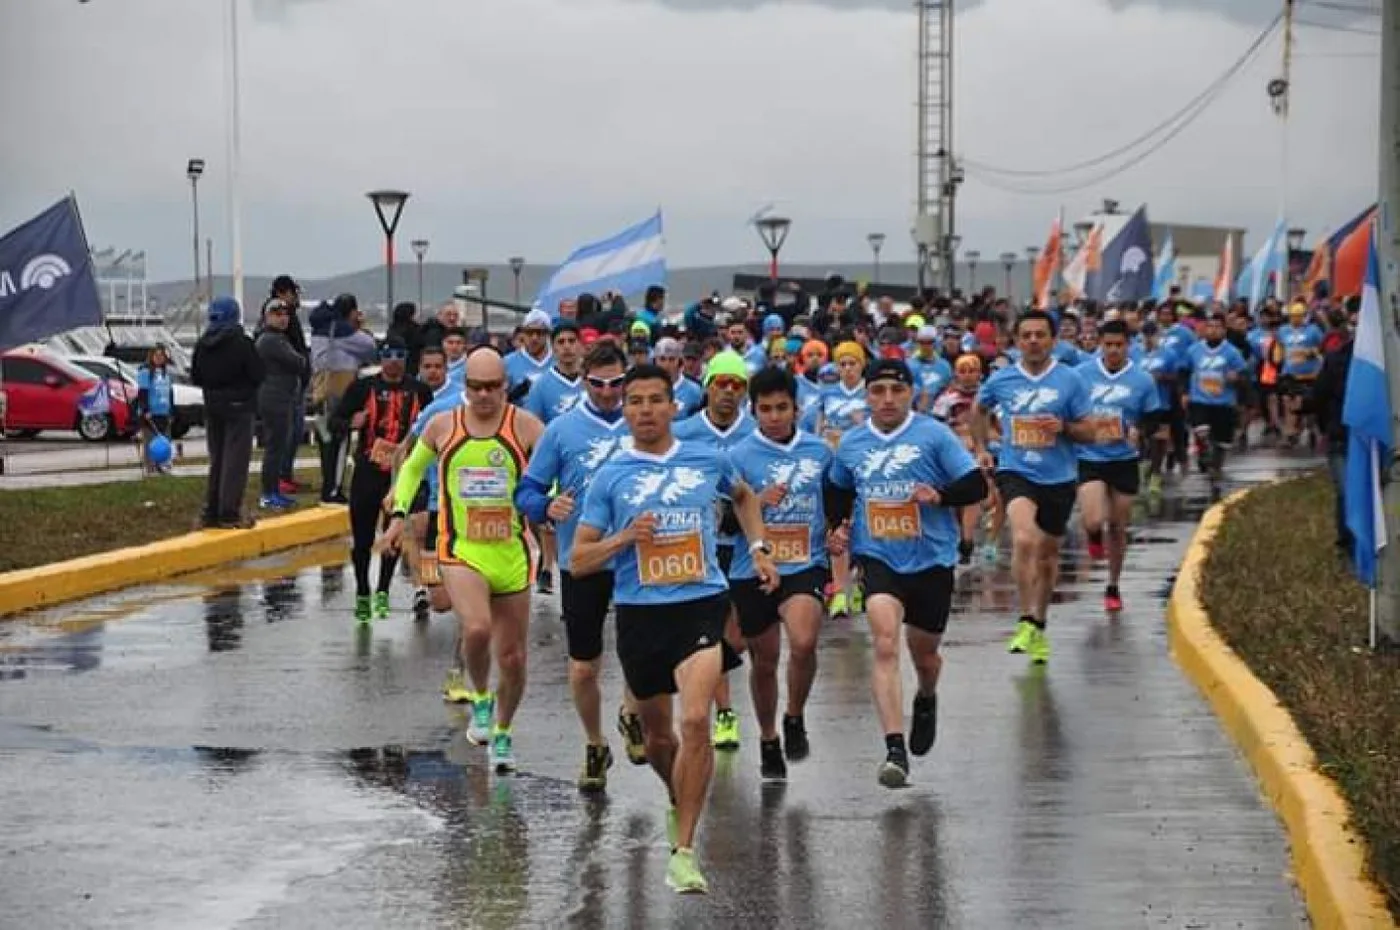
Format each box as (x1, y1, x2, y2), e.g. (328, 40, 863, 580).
(1152, 232, 1177, 301)
(0, 197, 103, 352)
(1343, 230, 1390, 587)
(534, 211, 666, 317)
(1092, 205, 1155, 303)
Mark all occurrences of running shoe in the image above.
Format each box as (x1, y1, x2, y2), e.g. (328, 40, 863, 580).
(618, 709, 648, 765)
(981, 542, 998, 564)
(712, 709, 740, 751)
(259, 494, 293, 511)
(827, 590, 850, 619)
(354, 595, 372, 624)
(441, 668, 472, 704)
(1006, 619, 1037, 654)
(536, 568, 554, 595)
(467, 692, 496, 744)
(1147, 475, 1164, 499)
(412, 587, 430, 620)
(782, 714, 810, 761)
(1104, 585, 1124, 614)
(878, 746, 910, 789)
(278, 479, 299, 496)
(909, 692, 938, 757)
(850, 584, 865, 615)
(1026, 626, 1051, 665)
(490, 727, 516, 774)
(958, 540, 974, 566)
(760, 738, 787, 781)
(1087, 539, 1106, 561)
(371, 591, 390, 621)
(578, 743, 613, 793)
(666, 848, 708, 894)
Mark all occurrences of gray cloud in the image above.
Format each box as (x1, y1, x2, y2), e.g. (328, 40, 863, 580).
(632, 0, 1281, 24)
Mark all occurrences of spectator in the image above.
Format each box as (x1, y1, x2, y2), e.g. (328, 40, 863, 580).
(1312, 333, 1356, 562)
(309, 294, 377, 503)
(191, 297, 264, 529)
(418, 301, 462, 349)
(386, 301, 425, 375)
(255, 298, 309, 510)
(265, 274, 309, 498)
(134, 344, 175, 475)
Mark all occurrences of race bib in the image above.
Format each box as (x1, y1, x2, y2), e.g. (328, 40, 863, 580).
(457, 467, 509, 501)
(1088, 413, 1125, 444)
(767, 523, 811, 565)
(369, 438, 397, 470)
(416, 552, 442, 586)
(465, 506, 513, 542)
(866, 499, 921, 541)
(1287, 348, 1310, 366)
(637, 530, 706, 586)
(1009, 414, 1059, 449)
(1198, 374, 1225, 397)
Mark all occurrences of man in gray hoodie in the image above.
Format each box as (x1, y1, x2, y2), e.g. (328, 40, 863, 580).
(256, 298, 310, 509)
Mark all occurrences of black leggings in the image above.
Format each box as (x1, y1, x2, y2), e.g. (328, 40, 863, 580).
(349, 462, 397, 597)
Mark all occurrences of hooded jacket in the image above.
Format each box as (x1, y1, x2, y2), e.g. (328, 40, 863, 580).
(192, 325, 264, 411)
(308, 301, 378, 374)
(256, 328, 309, 407)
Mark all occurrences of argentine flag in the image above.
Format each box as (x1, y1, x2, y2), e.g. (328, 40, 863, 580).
(1239, 217, 1287, 311)
(78, 379, 111, 417)
(534, 211, 666, 317)
(1343, 232, 1390, 587)
(1152, 232, 1177, 300)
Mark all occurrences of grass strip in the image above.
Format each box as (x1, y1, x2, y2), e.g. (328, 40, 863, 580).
(1199, 472, 1400, 920)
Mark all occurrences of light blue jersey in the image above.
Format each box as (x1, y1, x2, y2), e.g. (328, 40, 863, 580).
(743, 343, 768, 375)
(828, 414, 978, 573)
(674, 408, 756, 549)
(1141, 345, 1184, 409)
(409, 385, 468, 512)
(522, 367, 582, 424)
(1053, 341, 1084, 366)
(817, 382, 868, 435)
(444, 357, 466, 388)
(672, 376, 704, 420)
(908, 356, 953, 410)
(1278, 323, 1324, 379)
(1074, 359, 1164, 463)
(796, 378, 822, 431)
(1161, 323, 1197, 365)
(727, 430, 832, 579)
(504, 348, 553, 392)
(977, 360, 1092, 485)
(1185, 340, 1248, 407)
(523, 403, 630, 570)
(136, 366, 174, 417)
(579, 440, 736, 606)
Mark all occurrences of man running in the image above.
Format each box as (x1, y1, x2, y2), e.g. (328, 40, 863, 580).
(828, 359, 986, 787)
(382, 346, 545, 773)
(570, 363, 779, 894)
(972, 311, 1096, 665)
(504, 309, 555, 398)
(522, 321, 586, 596)
(727, 366, 832, 780)
(1074, 320, 1166, 614)
(1183, 312, 1249, 496)
(674, 350, 755, 751)
(332, 338, 433, 622)
(403, 345, 449, 619)
(515, 341, 647, 791)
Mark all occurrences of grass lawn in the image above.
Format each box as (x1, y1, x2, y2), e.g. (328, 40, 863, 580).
(0, 468, 320, 573)
(1199, 473, 1400, 919)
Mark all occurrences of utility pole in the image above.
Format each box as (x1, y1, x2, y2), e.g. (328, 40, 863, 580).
(913, 0, 952, 295)
(1375, 0, 1400, 647)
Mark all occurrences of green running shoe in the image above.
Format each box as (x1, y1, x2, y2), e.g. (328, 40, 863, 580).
(712, 709, 740, 751)
(577, 743, 612, 792)
(441, 668, 471, 704)
(491, 727, 516, 774)
(1006, 620, 1036, 654)
(467, 693, 495, 745)
(354, 595, 372, 624)
(371, 591, 389, 620)
(850, 584, 865, 614)
(666, 848, 708, 894)
(1027, 626, 1051, 665)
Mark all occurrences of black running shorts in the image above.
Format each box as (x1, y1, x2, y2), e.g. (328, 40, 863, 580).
(561, 570, 615, 662)
(1077, 458, 1141, 496)
(730, 565, 830, 639)
(856, 558, 955, 635)
(1188, 403, 1237, 446)
(615, 593, 729, 701)
(994, 471, 1077, 537)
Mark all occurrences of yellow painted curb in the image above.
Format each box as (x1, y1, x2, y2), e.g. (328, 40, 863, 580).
(1167, 493, 1395, 930)
(0, 506, 349, 619)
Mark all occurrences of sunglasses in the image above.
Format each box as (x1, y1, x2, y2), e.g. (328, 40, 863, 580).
(380, 349, 408, 361)
(465, 379, 504, 392)
(709, 375, 747, 392)
(585, 374, 626, 389)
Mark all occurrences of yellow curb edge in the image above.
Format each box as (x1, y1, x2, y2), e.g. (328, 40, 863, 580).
(0, 506, 349, 619)
(1167, 491, 1395, 930)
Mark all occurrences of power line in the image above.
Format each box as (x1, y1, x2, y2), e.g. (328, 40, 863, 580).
(964, 11, 1282, 180)
(1301, 0, 1380, 16)
(1297, 17, 1380, 36)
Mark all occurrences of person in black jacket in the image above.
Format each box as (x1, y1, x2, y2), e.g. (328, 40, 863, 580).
(1312, 337, 1355, 560)
(191, 297, 265, 529)
(386, 302, 425, 375)
(265, 275, 310, 496)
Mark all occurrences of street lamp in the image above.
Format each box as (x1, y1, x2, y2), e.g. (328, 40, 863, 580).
(1285, 227, 1307, 302)
(367, 189, 410, 319)
(1073, 221, 1093, 248)
(867, 232, 886, 284)
(756, 216, 792, 279)
(186, 158, 205, 307)
(1000, 251, 1018, 297)
(410, 239, 430, 311)
(965, 249, 981, 292)
(509, 256, 525, 305)
(1287, 227, 1307, 252)
(945, 234, 961, 292)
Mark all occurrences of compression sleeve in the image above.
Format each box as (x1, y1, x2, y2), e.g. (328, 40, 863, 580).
(391, 439, 436, 514)
(823, 483, 855, 528)
(938, 468, 988, 508)
(514, 476, 552, 525)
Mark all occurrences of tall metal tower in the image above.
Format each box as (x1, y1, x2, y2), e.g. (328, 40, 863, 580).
(913, 0, 954, 294)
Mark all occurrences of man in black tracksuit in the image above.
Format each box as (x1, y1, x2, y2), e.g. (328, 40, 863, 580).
(330, 338, 434, 621)
(192, 297, 265, 528)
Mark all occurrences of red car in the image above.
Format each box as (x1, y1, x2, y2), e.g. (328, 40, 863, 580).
(0, 350, 136, 441)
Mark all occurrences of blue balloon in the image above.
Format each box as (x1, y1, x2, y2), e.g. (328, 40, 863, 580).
(147, 435, 173, 467)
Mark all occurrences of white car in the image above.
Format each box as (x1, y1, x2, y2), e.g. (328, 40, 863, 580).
(67, 355, 205, 438)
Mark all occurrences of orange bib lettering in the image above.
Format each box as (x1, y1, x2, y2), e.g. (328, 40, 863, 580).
(637, 531, 707, 586)
(866, 499, 921, 541)
(1198, 374, 1225, 397)
(767, 523, 811, 565)
(1089, 413, 1124, 443)
(465, 506, 513, 542)
(1009, 414, 1059, 449)
(416, 552, 442, 586)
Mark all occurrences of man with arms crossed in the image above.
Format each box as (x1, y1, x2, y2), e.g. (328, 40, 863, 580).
(570, 364, 779, 895)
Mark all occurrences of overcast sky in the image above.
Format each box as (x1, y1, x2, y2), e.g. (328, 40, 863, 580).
(0, 0, 1380, 284)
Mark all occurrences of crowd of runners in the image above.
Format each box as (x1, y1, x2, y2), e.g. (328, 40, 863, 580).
(279, 276, 1348, 895)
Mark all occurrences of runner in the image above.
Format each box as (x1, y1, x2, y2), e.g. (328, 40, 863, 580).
(828, 359, 986, 787)
(1183, 312, 1249, 497)
(402, 345, 448, 619)
(515, 341, 647, 791)
(727, 366, 832, 780)
(972, 310, 1096, 665)
(674, 350, 755, 751)
(504, 309, 555, 398)
(813, 341, 869, 619)
(570, 363, 780, 894)
(381, 346, 545, 773)
(521, 321, 586, 596)
(653, 336, 703, 419)
(1276, 301, 1324, 447)
(331, 338, 433, 622)
(932, 353, 999, 563)
(1074, 320, 1166, 613)
(1138, 320, 1180, 502)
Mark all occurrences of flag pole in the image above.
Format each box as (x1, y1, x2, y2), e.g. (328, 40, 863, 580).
(1374, 0, 1400, 648)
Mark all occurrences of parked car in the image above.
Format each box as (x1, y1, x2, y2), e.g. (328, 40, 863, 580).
(67, 355, 205, 438)
(0, 349, 136, 441)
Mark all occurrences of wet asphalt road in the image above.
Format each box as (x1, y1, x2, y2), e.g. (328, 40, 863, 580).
(0, 452, 1316, 929)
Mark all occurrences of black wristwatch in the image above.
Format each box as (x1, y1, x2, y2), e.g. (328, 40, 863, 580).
(390, 509, 407, 521)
